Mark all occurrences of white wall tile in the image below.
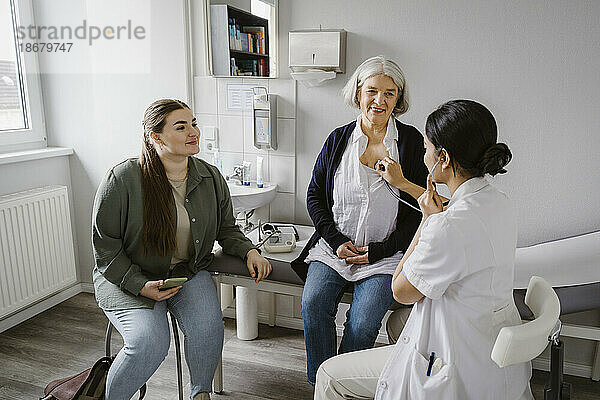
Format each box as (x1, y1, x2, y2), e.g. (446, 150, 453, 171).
(269, 192, 295, 223)
(216, 78, 243, 116)
(269, 79, 296, 118)
(242, 78, 269, 92)
(269, 155, 295, 193)
(195, 113, 218, 132)
(275, 118, 295, 156)
(194, 76, 217, 114)
(218, 115, 244, 153)
(193, 152, 213, 164)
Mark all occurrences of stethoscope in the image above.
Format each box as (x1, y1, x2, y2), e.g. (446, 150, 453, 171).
(376, 157, 444, 213)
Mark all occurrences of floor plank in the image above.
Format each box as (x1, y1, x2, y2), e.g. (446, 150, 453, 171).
(0, 293, 598, 400)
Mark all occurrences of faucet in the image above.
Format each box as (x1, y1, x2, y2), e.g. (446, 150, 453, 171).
(226, 164, 244, 185)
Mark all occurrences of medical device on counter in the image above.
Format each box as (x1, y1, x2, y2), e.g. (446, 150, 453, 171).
(253, 87, 277, 150)
(256, 222, 297, 253)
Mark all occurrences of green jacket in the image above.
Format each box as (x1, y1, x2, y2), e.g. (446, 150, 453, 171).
(92, 157, 255, 310)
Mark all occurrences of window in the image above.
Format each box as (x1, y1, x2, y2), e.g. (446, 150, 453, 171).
(0, 0, 46, 153)
(0, 0, 28, 132)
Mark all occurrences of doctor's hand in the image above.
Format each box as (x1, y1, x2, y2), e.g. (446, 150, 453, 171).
(418, 174, 443, 218)
(140, 280, 181, 301)
(376, 156, 408, 190)
(246, 249, 272, 283)
(345, 246, 369, 265)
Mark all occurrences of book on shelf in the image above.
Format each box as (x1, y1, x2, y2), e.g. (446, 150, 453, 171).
(235, 59, 264, 77)
(243, 26, 266, 54)
(240, 33, 249, 53)
(228, 18, 243, 51)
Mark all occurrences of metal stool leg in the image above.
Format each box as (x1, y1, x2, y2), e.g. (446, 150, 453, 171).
(105, 320, 113, 357)
(170, 312, 184, 400)
(212, 274, 224, 394)
(544, 321, 572, 400)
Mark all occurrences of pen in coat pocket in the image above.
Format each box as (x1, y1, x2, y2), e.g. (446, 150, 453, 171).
(426, 352, 435, 376)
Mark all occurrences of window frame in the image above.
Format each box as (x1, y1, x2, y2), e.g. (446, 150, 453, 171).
(0, 0, 47, 153)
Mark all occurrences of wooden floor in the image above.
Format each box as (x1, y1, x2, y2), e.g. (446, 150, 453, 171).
(0, 293, 598, 399)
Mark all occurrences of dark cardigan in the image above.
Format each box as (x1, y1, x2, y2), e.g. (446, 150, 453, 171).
(291, 119, 429, 281)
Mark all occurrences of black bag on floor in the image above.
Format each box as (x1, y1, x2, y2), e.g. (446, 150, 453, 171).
(40, 356, 146, 400)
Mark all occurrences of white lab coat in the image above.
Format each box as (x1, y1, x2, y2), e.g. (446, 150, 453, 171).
(375, 177, 533, 400)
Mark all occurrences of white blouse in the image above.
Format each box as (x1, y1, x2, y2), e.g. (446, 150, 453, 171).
(306, 115, 405, 281)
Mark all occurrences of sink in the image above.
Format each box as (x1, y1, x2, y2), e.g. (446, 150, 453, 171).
(227, 182, 277, 214)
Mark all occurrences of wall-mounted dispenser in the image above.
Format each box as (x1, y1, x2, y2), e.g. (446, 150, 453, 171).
(253, 87, 277, 150)
(289, 29, 347, 87)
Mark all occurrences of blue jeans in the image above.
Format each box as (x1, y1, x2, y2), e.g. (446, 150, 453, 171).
(301, 261, 394, 385)
(104, 270, 223, 400)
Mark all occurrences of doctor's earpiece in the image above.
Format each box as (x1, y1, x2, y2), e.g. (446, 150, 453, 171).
(430, 151, 447, 183)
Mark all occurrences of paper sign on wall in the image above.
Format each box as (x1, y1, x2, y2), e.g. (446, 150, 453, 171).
(226, 84, 255, 110)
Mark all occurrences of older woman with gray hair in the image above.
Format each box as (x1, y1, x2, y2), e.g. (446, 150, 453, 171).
(292, 55, 428, 386)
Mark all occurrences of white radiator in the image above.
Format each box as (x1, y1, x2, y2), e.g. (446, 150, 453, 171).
(0, 185, 77, 320)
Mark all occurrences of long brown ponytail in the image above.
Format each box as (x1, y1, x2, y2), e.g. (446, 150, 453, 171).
(140, 99, 190, 257)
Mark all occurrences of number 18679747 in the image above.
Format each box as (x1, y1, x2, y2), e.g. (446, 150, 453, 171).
(19, 42, 73, 52)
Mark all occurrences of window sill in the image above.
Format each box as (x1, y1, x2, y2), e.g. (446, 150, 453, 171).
(0, 147, 74, 166)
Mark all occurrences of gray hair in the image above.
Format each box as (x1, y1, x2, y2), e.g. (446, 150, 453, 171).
(341, 55, 409, 117)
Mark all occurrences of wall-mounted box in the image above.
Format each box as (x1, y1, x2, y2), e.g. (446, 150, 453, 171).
(289, 30, 346, 73)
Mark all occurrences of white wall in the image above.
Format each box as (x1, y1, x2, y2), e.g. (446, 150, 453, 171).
(280, 0, 600, 248)
(33, 0, 189, 283)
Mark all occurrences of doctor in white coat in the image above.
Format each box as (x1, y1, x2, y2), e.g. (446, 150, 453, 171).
(314, 99, 533, 400)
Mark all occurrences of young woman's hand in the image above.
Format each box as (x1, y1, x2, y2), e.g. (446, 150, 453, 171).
(345, 246, 369, 265)
(418, 174, 444, 218)
(140, 280, 181, 301)
(376, 156, 408, 189)
(246, 249, 272, 283)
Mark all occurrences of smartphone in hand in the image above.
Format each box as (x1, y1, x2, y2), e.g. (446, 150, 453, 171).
(158, 277, 188, 291)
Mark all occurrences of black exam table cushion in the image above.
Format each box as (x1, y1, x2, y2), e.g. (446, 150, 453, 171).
(513, 282, 600, 320)
(208, 250, 404, 311)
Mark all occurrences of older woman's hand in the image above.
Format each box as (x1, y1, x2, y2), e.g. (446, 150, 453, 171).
(336, 241, 360, 259)
(376, 156, 408, 190)
(418, 174, 444, 218)
(345, 246, 369, 265)
(246, 249, 272, 283)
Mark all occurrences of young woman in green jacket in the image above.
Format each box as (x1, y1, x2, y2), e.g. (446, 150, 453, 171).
(92, 99, 271, 400)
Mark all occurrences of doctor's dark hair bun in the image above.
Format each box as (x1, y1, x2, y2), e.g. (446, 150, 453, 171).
(477, 143, 512, 176)
(425, 99, 512, 177)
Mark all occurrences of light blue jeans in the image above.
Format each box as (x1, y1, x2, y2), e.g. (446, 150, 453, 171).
(301, 261, 394, 386)
(104, 270, 223, 400)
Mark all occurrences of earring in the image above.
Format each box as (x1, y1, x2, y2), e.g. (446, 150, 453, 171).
(159, 142, 164, 151)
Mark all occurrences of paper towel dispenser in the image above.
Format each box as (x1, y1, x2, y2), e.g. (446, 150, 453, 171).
(289, 30, 347, 73)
